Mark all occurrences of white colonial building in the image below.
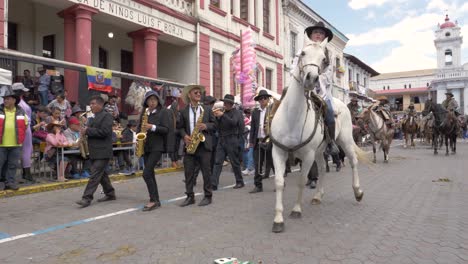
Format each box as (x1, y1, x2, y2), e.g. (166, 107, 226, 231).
(343, 53, 378, 101)
(431, 15, 468, 114)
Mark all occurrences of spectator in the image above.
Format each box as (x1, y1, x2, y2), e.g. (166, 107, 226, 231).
(105, 94, 120, 121)
(37, 67, 50, 106)
(242, 108, 254, 176)
(118, 120, 137, 176)
(45, 120, 70, 182)
(0, 87, 28, 191)
(21, 69, 35, 91)
(47, 93, 72, 120)
(31, 106, 50, 144)
(47, 106, 66, 128)
(63, 117, 82, 179)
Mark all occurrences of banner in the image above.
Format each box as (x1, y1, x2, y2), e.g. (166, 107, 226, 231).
(86, 66, 112, 93)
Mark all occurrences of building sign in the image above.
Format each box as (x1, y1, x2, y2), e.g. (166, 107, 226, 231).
(70, 0, 195, 42)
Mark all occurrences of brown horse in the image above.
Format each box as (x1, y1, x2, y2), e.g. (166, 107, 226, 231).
(422, 100, 458, 155)
(402, 115, 418, 148)
(360, 107, 394, 163)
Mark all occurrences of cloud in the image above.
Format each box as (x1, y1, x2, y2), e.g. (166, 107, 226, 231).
(365, 11, 376, 20)
(426, 0, 452, 12)
(348, 0, 391, 10)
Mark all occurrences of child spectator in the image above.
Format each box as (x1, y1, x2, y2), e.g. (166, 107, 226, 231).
(45, 121, 70, 182)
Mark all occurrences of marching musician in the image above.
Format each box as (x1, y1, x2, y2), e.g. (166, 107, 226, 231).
(76, 96, 116, 208)
(138, 91, 170, 211)
(211, 94, 245, 190)
(178, 84, 216, 207)
(249, 90, 273, 193)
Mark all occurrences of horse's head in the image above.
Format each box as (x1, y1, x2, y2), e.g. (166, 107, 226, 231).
(422, 99, 434, 116)
(297, 37, 329, 90)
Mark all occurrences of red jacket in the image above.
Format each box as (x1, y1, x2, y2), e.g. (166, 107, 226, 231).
(0, 105, 27, 145)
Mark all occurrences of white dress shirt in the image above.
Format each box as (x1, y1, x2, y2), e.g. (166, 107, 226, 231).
(257, 107, 267, 139)
(189, 104, 201, 135)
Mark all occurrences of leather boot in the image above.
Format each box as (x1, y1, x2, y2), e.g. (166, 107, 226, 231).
(23, 168, 35, 182)
(179, 196, 195, 207)
(325, 123, 339, 156)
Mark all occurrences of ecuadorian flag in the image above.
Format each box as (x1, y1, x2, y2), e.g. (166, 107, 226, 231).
(86, 66, 112, 93)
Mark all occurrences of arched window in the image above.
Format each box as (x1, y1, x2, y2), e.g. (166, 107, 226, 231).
(409, 84, 411, 88)
(445, 49, 453, 65)
(404, 84, 407, 89)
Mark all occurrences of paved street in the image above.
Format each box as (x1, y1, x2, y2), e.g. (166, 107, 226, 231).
(0, 140, 467, 264)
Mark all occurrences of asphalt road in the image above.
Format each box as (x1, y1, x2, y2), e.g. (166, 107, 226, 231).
(1, 140, 467, 264)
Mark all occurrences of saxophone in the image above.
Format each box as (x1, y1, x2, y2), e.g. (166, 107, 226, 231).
(79, 110, 91, 159)
(186, 104, 205, 154)
(135, 108, 148, 157)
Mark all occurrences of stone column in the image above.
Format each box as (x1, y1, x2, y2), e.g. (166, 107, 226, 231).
(128, 28, 162, 78)
(0, 0, 5, 49)
(58, 10, 77, 100)
(128, 31, 145, 75)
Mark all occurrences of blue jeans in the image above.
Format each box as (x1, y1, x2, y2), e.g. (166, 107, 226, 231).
(325, 99, 335, 126)
(0, 147, 21, 186)
(39, 90, 49, 106)
(243, 147, 254, 170)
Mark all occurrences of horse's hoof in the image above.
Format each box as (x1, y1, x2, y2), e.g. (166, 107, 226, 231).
(355, 190, 364, 202)
(434, 152, 438, 155)
(289, 211, 302, 219)
(272, 222, 285, 233)
(311, 198, 321, 205)
(445, 153, 449, 156)
(384, 160, 389, 163)
(372, 159, 376, 164)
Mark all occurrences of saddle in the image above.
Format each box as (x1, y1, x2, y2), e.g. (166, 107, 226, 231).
(305, 91, 327, 121)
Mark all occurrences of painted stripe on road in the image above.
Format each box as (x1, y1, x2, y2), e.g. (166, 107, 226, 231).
(0, 168, 300, 245)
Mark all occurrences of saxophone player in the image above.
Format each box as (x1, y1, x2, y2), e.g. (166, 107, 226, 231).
(178, 84, 216, 207)
(138, 91, 170, 211)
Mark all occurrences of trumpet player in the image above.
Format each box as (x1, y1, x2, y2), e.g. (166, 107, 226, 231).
(138, 91, 170, 211)
(178, 84, 216, 207)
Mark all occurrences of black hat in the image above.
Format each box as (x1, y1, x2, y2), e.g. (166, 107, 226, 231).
(71, 105, 85, 115)
(254, 90, 272, 101)
(221, 94, 235, 104)
(445, 92, 454, 97)
(143, 90, 163, 107)
(0, 86, 20, 105)
(304, 21, 334, 42)
(204, 95, 216, 105)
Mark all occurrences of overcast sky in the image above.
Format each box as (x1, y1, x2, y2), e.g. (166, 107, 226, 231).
(305, 0, 468, 74)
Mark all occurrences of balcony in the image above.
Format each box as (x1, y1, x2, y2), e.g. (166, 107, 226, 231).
(155, 0, 194, 16)
(434, 69, 468, 81)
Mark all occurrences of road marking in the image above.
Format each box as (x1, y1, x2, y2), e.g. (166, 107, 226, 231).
(0, 169, 300, 245)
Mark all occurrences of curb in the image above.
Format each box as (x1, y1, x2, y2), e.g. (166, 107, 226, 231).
(0, 167, 184, 199)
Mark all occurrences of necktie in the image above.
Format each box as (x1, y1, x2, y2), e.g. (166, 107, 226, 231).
(192, 106, 197, 134)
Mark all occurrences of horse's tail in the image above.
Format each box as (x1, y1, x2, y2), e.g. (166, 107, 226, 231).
(353, 143, 372, 165)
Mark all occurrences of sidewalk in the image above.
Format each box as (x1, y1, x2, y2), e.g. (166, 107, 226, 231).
(0, 167, 183, 199)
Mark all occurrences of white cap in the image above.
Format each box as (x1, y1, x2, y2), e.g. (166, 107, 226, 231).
(12, 82, 29, 92)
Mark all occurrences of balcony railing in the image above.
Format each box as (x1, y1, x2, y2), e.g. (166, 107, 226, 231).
(435, 70, 468, 80)
(156, 0, 194, 16)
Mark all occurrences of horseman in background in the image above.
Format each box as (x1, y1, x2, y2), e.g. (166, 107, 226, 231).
(442, 92, 459, 115)
(402, 102, 417, 126)
(347, 96, 361, 125)
(374, 96, 394, 128)
(304, 21, 339, 156)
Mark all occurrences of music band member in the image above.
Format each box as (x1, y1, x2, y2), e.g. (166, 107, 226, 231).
(76, 96, 116, 208)
(249, 90, 273, 193)
(178, 84, 216, 207)
(211, 94, 245, 190)
(139, 91, 170, 211)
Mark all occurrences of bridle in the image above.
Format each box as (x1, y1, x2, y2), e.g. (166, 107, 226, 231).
(291, 45, 324, 85)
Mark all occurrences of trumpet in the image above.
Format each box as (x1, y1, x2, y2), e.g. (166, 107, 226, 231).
(79, 110, 91, 159)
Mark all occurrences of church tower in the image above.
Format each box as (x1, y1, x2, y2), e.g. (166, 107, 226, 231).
(434, 15, 463, 69)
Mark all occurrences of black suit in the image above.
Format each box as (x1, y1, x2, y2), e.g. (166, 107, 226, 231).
(81, 110, 115, 201)
(139, 107, 170, 203)
(211, 108, 244, 187)
(178, 104, 216, 198)
(250, 107, 274, 188)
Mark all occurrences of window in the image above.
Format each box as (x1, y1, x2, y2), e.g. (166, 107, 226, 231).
(7, 22, 17, 50)
(210, 0, 220, 8)
(445, 49, 453, 65)
(263, 0, 270, 33)
(335, 57, 341, 78)
(212, 52, 223, 100)
(445, 32, 451, 37)
(240, 0, 248, 21)
(383, 86, 385, 90)
(387, 86, 390, 90)
(348, 69, 353, 82)
(99, 47, 108, 69)
(265, 68, 273, 90)
(356, 73, 360, 86)
(427, 82, 430, 87)
(409, 84, 411, 88)
(404, 84, 407, 89)
(230, 0, 234, 14)
(290, 32, 297, 58)
(42, 35, 55, 58)
(363, 77, 367, 87)
(412, 96, 420, 104)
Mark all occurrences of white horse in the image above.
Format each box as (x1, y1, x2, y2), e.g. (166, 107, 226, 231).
(269, 36, 366, 233)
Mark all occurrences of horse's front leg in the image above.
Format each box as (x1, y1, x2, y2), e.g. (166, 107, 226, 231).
(290, 155, 314, 219)
(433, 132, 438, 155)
(445, 135, 449, 156)
(312, 150, 326, 205)
(340, 140, 364, 202)
(272, 146, 288, 233)
(372, 139, 377, 163)
(404, 132, 408, 148)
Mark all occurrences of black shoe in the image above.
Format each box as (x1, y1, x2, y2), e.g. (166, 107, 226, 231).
(310, 180, 317, 189)
(233, 182, 245, 189)
(97, 195, 116, 202)
(198, 197, 212, 206)
(76, 199, 91, 208)
(212, 185, 218, 191)
(305, 179, 312, 186)
(0, 182, 4, 191)
(262, 175, 269, 179)
(142, 201, 161, 211)
(249, 187, 263, 193)
(179, 196, 195, 207)
(336, 163, 342, 172)
(5, 184, 19, 191)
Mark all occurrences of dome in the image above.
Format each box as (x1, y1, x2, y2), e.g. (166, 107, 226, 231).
(440, 14, 456, 29)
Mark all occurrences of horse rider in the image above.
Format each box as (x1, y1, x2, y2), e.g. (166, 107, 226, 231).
(442, 92, 460, 116)
(402, 102, 417, 126)
(347, 96, 361, 125)
(374, 96, 394, 127)
(304, 21, 339, 156)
